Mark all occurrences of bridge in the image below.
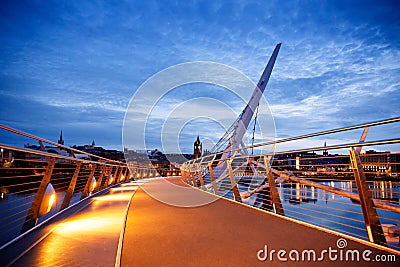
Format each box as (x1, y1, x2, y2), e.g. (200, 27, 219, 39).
(1, 44, 399, 265)
(0, 118, 399, 266)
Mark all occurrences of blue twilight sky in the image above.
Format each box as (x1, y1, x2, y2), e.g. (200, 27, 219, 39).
(0, 0, 399, 153)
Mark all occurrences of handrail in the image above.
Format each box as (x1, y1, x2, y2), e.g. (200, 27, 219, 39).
(0, 124, 160, 248)
(184, 116, 400, 165)
(0, 144, 123, 167)
(181, 117, 400, 251)
(0, 124, 123, 164)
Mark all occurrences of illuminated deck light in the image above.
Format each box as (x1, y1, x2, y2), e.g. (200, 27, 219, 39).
(89, 176, 97, 193)
(38, 183, 56, 218)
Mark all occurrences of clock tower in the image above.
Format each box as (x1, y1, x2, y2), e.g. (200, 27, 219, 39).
(193, 136, 202, 159)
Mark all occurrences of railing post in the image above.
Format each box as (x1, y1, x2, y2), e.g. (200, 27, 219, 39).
(198, 164, 205, 188)
(350, 148, 386, 246)
(105, 166, 113, 186)
(263, 155, 284, 216)
(21, 158, 56, 233)
(191, 168, 197, 187)
(208, 163, 218, 194)
(96, 164, 106, 190)
(185, 171, 189, 183)
(124, 167, 129, 181)
(81, 164, 97, 199)
(117, 166, 123, 183)
(61, 161, 82, 210)
(114, 166, 120, 183)
(227, 159, 242, 203)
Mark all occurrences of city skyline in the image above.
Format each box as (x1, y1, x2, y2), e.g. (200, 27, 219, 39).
(1, 1, 399, 153)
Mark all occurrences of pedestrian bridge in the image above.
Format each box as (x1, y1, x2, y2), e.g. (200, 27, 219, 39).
(1, 177, 398, 266)
(1, 119, 400, 266)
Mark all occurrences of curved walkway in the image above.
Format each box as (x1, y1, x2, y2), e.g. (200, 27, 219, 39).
(121, 177, 398, 266)
(8, 182, 141, 267)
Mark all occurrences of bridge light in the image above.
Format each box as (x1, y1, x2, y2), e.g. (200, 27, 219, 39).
(120, 174, 125, 181)
(108, 174, 114, 185)
(89, 176, 97, 193)
(38, 183, 56, 218)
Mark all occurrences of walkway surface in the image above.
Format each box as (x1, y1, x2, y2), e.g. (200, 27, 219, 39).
(3, 177, 398, 266)
(121, 177, 398, 266)
(9, 182, 142, 267)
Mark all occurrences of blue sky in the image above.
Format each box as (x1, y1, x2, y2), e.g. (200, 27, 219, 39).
(0, 0, 399, 153)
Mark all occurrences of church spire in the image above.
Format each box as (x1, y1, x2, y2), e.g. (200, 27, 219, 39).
(58, 130, 64, 145)
(323, 141, 328, 156)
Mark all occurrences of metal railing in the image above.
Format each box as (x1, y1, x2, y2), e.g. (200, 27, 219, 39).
(0, 124, 157, 248)
(181, 117, 400, 251)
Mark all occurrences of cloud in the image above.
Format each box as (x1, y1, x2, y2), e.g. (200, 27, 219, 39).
(0, 0, 399, 153)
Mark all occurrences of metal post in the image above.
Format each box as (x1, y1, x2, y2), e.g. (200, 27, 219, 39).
(124, 167, 129, 180)
(117, 167, 123, 183)
(21, 158, 56, 233)
(208, 163, 218, 194)
(350, 148, 386, 246)
(186, 171, 190, 184)
(198, 165, 205, 188)
(114, 166, 120, 183)
(81, 164, 97, 199)
(190, 169, 197, 187)
(105, 166, 113, 186)
(227, 159, 242, 203)
(96, 164, 106, 190)
(61, 161, 82, 210)
(263, 155, 284, 216)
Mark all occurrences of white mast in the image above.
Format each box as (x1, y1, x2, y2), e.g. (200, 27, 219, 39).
(217, 43, 281, 164)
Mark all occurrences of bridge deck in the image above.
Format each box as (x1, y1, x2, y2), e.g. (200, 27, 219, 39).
(3, 178, 398, 266)
(121, 177, 398, 266)
(8, 182, 141, 267)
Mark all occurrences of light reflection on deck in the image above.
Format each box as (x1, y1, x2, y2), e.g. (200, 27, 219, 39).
(12, 182, 142, 267)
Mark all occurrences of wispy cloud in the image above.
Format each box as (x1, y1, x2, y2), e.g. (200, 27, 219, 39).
(0, 0, 399, 151)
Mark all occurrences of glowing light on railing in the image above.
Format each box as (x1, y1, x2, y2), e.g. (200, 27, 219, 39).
(89, 176, 97, 193)
(120, 174, 125, 181)
(38, 183, 56, 217)
(137, 173, 140, 178)
(108, 174, 114, 185)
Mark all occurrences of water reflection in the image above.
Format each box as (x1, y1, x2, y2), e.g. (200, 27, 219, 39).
(279, 181, 399, 205)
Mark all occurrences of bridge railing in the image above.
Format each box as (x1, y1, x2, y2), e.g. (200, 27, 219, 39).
(0, 124, 156, 248)
(181, 117, 400, 251)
